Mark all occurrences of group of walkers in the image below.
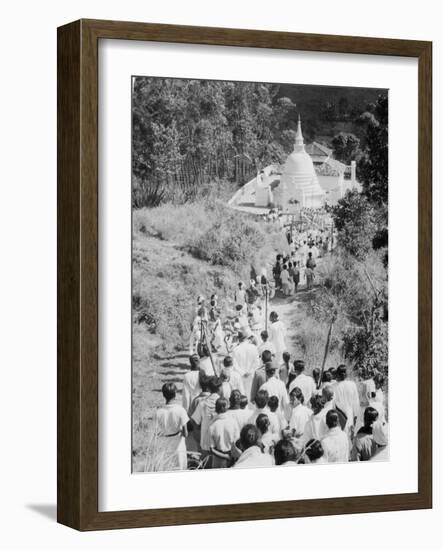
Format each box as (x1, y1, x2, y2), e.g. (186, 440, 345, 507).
(151, 210, 388, 471)
(155, 344, 389, 470)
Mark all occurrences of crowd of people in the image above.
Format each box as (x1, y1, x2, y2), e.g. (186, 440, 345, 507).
(154, 276, 388, 471)
(155, 345, 389, 470)
(151, 212, 387, 471)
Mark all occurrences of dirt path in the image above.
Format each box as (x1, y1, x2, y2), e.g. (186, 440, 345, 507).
(153, 286, 316, 400)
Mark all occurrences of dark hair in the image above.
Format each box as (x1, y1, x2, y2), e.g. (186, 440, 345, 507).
(255, 389, 269, 409)
(240, 424, 260, 450)
(261, 349, 273, 363)
(256, 413, 270, 434)
(363, 406, 379, 426)
(282, 351, 291, 363)
(290, 386, 305, 404)
(310, 394, 324, 414)
(223, 355, 233, 368)
(270, 311, 278, 322)
(328, 367, 337, 379)
(268, 395, 279, 412)
(161, 382, 176, 402)
(312, 367, 320, 383)
(293, 359, 305, 373)
(199, 372, 210, 392)
(229, 389, 242, 409)
(322, 370, 333, 383)
(305, 439, 324, 462)
(239, 395, 248, 409)
(260, 330, 269, 341)
(235, 304, 243, 311)
(208, 376, 222, 394)
(373, 372, 385, 389)
(325, 409, 340, 429)
(322, 385, 334, 403)
(215, 397, 228, 415)
(274, 439, 297, 466)
(189, 354, 200, 370)
(336, 364, 348, 380)
(199, 344, 210, 358)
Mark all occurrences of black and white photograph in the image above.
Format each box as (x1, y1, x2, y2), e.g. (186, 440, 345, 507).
(131, 76, 389, 473)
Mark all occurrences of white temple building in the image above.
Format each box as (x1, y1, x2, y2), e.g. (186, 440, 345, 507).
(229, 115, 360, 213)
(278, 116, 326, 208)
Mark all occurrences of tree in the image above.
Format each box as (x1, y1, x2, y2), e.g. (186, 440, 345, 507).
(338, 96, 350, 116)
(332, 189, 377, 260)
(312, 248, 388, 380)
(331, 132, 361, 164)
(357, 94, 388, 206)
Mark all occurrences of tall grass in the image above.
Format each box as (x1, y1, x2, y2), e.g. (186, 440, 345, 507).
(132, 201, 287, 351)
(294, 317, 345, 373)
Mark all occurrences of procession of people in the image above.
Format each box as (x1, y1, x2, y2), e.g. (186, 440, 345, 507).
(152, 216, 388, 471)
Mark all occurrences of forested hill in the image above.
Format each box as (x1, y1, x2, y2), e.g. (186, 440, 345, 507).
(277, 83, 387, 143)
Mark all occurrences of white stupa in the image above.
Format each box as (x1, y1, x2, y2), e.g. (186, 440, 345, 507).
(279, 115, 326, 208)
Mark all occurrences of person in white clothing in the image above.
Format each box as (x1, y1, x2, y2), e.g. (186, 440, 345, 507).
(257, 330, 276, 357)
(303, 439, 327, 464)
(182, 354, 202, 413)
(302, 394, 329, 444)
(256, 413, 279, 455)
(232, 330, 260, 399)
(219, 355, 245, 400)
(268, 311, 287, 360)
(154, 382, 189, 470)
(234, 281, 247, 310)
(259, 362, 290, 418)
(191, 377, 222, 456)
(198, 344, 217, 377)
(288, 360, 317, 406)
(288, 386, 313, 438)
(248, 389, 280, 435)
(274, 439, 299, 466)
(226, 390, 250, 431)
(209, 397, 239, 468)
(333, 365, 360, 435)
(321, 409, 349, 463)
(189, 314, 202, 356)
(233, 424, 274, 469)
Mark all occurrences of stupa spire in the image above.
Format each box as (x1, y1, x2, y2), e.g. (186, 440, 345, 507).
(294, 114, 305, 152)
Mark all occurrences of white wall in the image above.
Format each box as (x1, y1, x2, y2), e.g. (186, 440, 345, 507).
(0, 0, 441, 546)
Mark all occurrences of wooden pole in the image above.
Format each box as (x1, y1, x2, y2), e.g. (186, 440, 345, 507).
(265, 284, 268, 332)
(317, 317, 334, 389)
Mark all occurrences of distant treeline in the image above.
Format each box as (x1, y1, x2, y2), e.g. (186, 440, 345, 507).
(132, 77, 387, 208)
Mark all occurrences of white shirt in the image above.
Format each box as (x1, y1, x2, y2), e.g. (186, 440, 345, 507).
(155, 403, 189, 436)
(209, 413, 240, 452)
(259, 377, 290, 414)
(268, 320, 287, 357)
(302, 412, 329, 443)
(258, 341, 275, 357)
(182, 370, 201, 412)
(289, 404, 313, 435)
(233, 445, 274, 469)
(191, 394, 219, 451)
(226, 408, 251, 431)
(321, 427, 349, 463)
(334, 380, 360, 422)
(220, 368, 245, 396)
(200, 356, 216, 377)
(248, 407, 280, 435)
(232, 341, 260, 378)
(368, 399, 386, 424)
(288, 373, 317, 406)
